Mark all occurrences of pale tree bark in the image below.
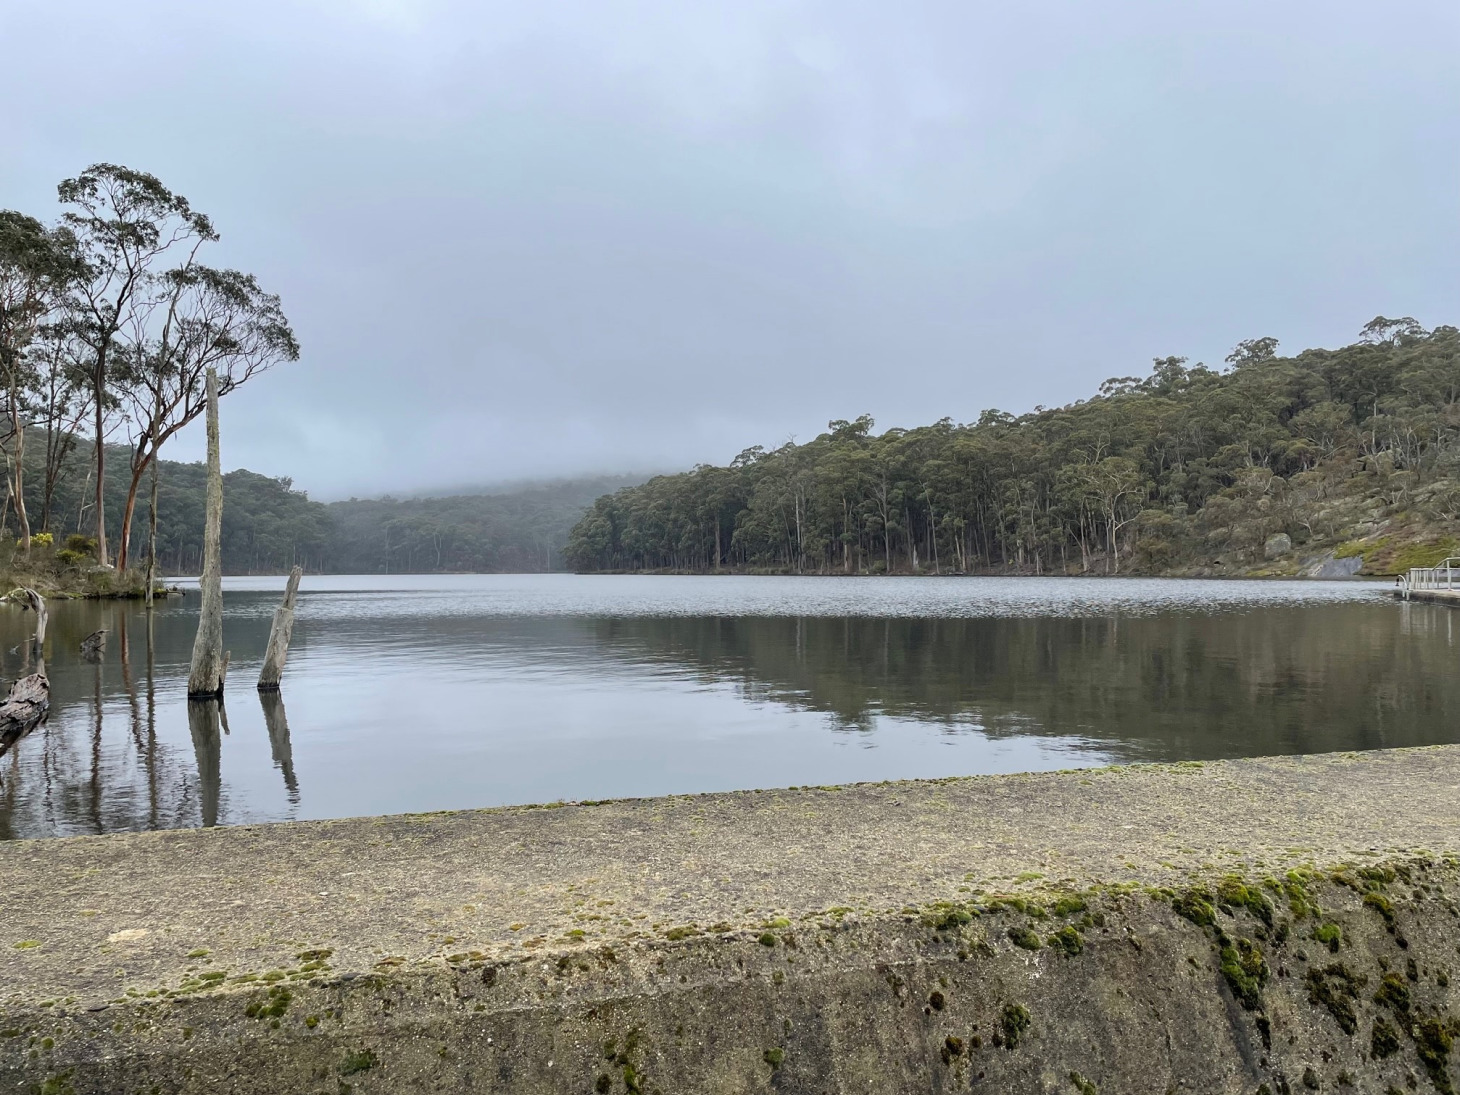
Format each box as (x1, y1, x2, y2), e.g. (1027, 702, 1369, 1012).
(5, 378, 29, 553)
(257, 565, 302, 691)
(186, 368, 224, 697)
(10, 587, 47, 654)
(145, 455, 158, 608)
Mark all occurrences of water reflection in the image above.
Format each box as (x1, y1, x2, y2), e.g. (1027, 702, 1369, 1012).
(0, 575, 1444, 840)
(187, 699, 222, 828)
(260, 691, 299, 804)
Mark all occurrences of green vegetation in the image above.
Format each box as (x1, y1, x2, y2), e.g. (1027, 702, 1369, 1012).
(567, 320, 1460, 576)
(1007, 924, 1043, 950)
(1304, 963, 1364, 1034)
(1218, 936, 1268, 1010)
(1000, 1003, 1032, 1049)
(339, 1049, 376, 1076)
(1049, 925, 1085, 956)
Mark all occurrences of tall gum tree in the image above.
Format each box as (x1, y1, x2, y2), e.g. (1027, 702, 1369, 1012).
(0, 212, 81, 551)
(58, 164, 215, 567)
(114, 266, 298, 573)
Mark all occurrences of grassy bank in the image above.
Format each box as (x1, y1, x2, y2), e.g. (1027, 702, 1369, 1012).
(0, 534, 160, 599)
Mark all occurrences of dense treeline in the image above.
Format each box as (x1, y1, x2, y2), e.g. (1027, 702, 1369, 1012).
(325, 476, 645, 573)
(566, 318, 1460, 575)
(0, 438, 641, 575)
(53, 464, 643, 575)
(0, 439, 330, 574)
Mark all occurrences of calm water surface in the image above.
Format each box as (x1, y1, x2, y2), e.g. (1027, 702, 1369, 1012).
(0, 574, 1445, 839)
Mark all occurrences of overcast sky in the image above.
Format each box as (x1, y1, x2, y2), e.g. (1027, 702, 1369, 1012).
(4, 0, 1457, 499)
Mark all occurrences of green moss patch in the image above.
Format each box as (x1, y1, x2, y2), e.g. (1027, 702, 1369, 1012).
(1000, 1003, 1032, 1049)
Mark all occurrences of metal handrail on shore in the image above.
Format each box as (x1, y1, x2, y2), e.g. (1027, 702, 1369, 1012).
(1406, 558, 1460, 593)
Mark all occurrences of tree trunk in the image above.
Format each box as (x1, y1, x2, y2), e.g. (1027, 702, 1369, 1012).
(116, 444, 158, 573)
(257, 565, 302, 691)
(187, 369, 225, 697)
(8, 409, 29, 553)
(145, 456, 159, 609)
(93, 377, 108, 566)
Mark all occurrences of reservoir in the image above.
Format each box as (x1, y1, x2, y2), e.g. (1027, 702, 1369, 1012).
(0, 574, 1446, 839)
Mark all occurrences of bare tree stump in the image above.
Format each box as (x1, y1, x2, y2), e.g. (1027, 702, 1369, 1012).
(7, 587, 47, 653)
(0, 673, 49, 757)
(257, 566, 302, 691)
(187, 368, 225, 698)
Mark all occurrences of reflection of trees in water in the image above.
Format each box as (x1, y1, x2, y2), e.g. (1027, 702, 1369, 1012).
(586, 606, 1460, 760)
(0, 599, 298, 838)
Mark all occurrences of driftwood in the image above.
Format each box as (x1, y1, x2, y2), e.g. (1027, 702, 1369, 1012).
(187, 368, 225, 697)
(0, 673, 49, 757)
(257, 566, 302, 690)
(7, 587, 47, 653)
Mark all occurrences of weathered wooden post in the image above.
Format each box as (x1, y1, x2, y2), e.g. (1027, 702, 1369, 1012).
(257, 566, 302, 691)
(187, 368, 226, 698)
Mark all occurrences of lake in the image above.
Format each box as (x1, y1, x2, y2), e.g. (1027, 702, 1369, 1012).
(0, 574, 1446, 840)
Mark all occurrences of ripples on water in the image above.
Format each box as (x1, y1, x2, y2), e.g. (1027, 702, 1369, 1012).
(0, 574, 1443, 839)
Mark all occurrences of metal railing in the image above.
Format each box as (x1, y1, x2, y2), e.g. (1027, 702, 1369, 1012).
(1407, 558, 1460, 592)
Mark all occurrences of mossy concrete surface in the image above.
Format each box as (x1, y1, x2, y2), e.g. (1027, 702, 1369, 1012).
(4, 747, 1460, 1093)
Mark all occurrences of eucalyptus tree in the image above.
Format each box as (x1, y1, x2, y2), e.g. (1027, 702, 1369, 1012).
(27, 321, 94, 533)
(58, 164, 216, 566)
(0, 212, 82, 549)
(113, 265, 298, 572)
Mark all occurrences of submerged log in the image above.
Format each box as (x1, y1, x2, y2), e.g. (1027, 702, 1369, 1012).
(0, 672, 49, 757)
(257, 566, 302, 691)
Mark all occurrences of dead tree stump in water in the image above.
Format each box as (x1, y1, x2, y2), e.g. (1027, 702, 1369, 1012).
(7, 587, 47, 654)
(0, 673, 49, 758)
(257, 566, 302, 691)
(187, 368, 225, 698)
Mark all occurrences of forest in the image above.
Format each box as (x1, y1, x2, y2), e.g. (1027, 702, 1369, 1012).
(0, 164, 298, 578)
(0, 450, 635, 576)
(323, 475, 645, 573)
(565, 318, 1460, 577)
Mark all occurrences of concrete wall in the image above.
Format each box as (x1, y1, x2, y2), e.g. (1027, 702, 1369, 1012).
(3, 748, 1459, 1093)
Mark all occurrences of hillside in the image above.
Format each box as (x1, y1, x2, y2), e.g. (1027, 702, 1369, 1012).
(0, 441, 640, 575)
(324, 476, 646, 573)
(565, 317, 1460, 578)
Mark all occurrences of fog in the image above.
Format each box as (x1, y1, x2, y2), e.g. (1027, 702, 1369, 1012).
(3, 0, 1457, 499)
